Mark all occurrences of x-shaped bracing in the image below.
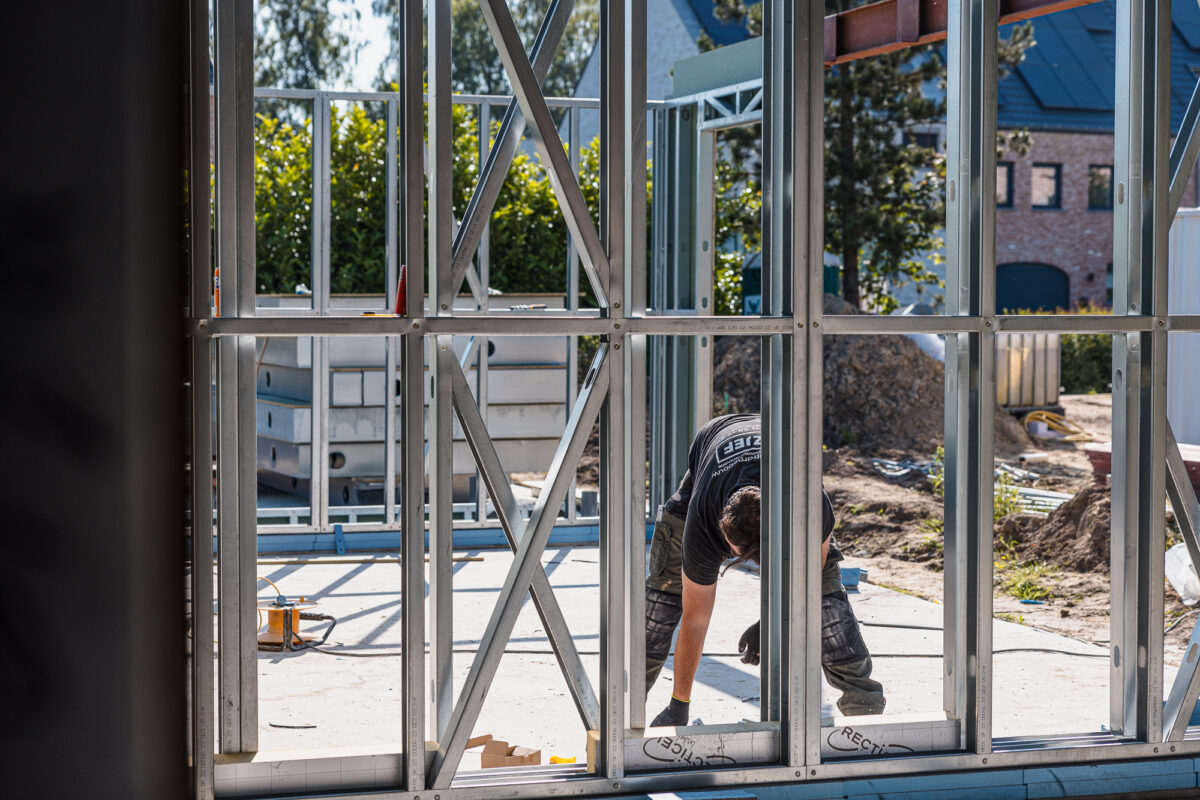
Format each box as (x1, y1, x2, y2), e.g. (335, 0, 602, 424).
(427, 342, 610, 787)
(1162, 421, 1200, 741)
(1169, 73, 1200, 221)
(449, 0, 610, 307)
(1158, 73, 1200, 743)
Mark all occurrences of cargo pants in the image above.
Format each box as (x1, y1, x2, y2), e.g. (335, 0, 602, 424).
(644, 508, 886, 716)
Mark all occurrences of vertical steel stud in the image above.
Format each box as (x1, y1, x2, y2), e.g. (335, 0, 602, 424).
(400, 0, 427, 789)
(943, 0, 998, 755)
(1111, 0, 1170, 743)
(429, 336, 455, 740)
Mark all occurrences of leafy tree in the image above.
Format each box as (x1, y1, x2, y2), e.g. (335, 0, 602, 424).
(825, 32, 946, 310)
(712, 133, 762, 315)
(255, 0, 362, 90)
(706, 0, 1034, 311)
(370, 0, 598, 99)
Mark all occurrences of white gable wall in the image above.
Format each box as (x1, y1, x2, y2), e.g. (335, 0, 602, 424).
(565, 0, 702, 148)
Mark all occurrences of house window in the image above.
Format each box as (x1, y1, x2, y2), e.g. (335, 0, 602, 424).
(1089, 165, 1114, 209)
(1031, 163, 1062, 209)
(997, 161, 1014, 208)
(905, 131, 940, 150)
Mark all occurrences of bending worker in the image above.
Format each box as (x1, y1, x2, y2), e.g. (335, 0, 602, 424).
(645, 413, 885, 726)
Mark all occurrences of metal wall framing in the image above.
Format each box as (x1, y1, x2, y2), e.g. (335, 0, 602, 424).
(187, 0, 1200, 798)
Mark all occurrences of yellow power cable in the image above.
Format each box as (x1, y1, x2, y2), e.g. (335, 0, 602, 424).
(256, 576, 283, 635)
(258, 576, 283, 596)
(1021, 410, 1098, 443)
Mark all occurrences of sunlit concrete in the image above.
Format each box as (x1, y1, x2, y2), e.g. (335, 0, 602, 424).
(239, 545, 1141, 771)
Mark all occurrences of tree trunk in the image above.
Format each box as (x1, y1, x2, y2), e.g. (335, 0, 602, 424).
(842, 239, 860, 308)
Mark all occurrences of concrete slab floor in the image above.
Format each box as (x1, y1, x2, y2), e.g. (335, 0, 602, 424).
(226, 546, 1173, 772)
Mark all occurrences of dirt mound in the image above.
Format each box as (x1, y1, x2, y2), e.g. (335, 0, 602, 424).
(821, 312, 944, 452)
(999, 486, 1111, 572)
(712, 295, 1030, 454)
(712, 336, 760, 414)
(995, 407, 1033, 454)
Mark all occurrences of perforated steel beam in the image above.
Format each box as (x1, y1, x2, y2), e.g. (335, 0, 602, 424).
(823, 0, 1102, 65)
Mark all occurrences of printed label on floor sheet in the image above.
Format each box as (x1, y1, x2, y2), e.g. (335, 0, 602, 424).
(824, 725, 916, 756)
(642, 735, 738, 767)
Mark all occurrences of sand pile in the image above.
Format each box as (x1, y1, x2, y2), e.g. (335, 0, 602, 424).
(712, 295, 1029, 454)
(996, 485, 1112, 572)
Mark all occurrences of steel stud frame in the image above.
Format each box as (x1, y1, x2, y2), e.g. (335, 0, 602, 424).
(187, 0, 1200, 797)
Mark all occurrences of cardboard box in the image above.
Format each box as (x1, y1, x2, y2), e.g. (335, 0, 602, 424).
(480, 739, 542, 768)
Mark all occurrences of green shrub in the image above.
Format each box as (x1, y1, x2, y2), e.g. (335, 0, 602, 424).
(994, 471, 1021, 520)
(999, 561, 1054, 601)
(1060, 332, 1112, 394)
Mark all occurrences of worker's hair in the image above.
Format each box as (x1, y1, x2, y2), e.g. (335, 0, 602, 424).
(719, 485, 761, 573)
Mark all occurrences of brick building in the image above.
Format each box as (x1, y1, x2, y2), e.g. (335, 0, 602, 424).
(890, 0, 1200, 312)
(991, 0, 1200, 311)
(994, 130, 1198, 311)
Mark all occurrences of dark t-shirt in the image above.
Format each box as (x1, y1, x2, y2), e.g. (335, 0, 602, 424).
(664, 414, 841, 585)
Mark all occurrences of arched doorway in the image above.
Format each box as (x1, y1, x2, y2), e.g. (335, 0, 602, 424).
(996, 262, 1070, 312)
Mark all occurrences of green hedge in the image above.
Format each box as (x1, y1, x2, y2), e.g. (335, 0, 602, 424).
(254, 102, 604, 297)
(1060, 332, 1112, 394)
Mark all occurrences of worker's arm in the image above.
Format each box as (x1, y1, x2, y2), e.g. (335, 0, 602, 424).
(738, 536, 833, 665)
(649, 573, 717, 727)
(672, 574, 718, 701)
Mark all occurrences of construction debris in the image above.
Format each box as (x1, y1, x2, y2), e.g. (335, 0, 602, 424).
(480, 739, 542, 768)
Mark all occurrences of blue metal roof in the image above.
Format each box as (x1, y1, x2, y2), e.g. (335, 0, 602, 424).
(998, 0, 1200, 134)
(683, 0, 760, 47)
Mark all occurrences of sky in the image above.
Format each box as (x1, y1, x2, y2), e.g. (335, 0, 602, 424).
(345, 0, 392, 90)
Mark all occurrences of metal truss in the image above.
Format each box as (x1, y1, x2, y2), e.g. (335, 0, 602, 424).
(186, 0, 1200, 798)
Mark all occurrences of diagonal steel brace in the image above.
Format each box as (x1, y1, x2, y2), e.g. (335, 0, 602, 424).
(446, 345, 601, 732)
(450, 0, 577, 297)
(1170, 75, 1200, 222)
(475, 0, 610, 306)
(1162, 422, 1200, 741)
(428, 344, 610, 788)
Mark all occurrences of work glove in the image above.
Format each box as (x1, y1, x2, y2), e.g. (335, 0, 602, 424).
(650, 694, 690, 727)
(738, 620, 761, 666)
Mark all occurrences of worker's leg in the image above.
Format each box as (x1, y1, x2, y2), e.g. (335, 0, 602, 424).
(645, 507, 686, 693)
(820, 561, 886, 716)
